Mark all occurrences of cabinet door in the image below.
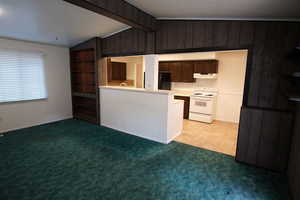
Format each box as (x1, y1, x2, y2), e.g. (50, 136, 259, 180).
(209, 60, 218, 73)
(159, 62, 169, 72)
(169, 62, 182, 82)
(194, 60, 218, 74)
(181, 62, 195, 82)
(174, 96, 190, 119)
(111, 62, 126, 81)
(120, 63, 127, 80)
(194, 61, 206, 73)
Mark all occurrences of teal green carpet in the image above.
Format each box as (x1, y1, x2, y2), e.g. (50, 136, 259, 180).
(0, 119, 288, 200)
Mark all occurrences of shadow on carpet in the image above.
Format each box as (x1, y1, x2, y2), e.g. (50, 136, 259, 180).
(0, 119, 288, 200)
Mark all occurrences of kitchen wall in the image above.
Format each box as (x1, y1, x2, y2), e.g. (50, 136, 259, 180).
(0, 38, 72, 133)
(214, 50, 247, 123)
(126, 62, 136, 81)
(159, 50, 247, 123)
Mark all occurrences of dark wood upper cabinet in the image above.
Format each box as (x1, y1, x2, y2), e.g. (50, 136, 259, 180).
(168, 62, 182, 82)
(181, 62, 195, 82)
(159, 60, 218, 82)
(111, 62, 126, 81)
(159, 62, 169, 72)
(208, 60, 218, 73)
(194, 60, 218, 74)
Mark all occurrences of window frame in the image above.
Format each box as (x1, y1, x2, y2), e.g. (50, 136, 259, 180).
(0, 48, 48, 104)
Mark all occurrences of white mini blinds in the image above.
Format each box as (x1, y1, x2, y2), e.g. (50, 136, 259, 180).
(0, 49, 47, 103)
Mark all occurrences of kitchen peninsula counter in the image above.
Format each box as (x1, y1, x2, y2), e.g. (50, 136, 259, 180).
(99, 86, 184, 143)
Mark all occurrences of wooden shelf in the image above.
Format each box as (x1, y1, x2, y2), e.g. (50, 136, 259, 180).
(283, 72, 300, 79)
(291, 72, 300, 78)
(289, 96, 300, 102)
(72, 60, 95, 64)
(285, 92, 300, 102)
(72, 83, 95, 86)
(74, 112, 97, 124)
(72, 92, 96, 99)
(71, 71, 95, 73)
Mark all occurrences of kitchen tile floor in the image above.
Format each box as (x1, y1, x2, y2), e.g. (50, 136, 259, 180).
(175, 120, 239, 156)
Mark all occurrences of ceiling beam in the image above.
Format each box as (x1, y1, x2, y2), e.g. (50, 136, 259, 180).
(63, 0, 157, 31)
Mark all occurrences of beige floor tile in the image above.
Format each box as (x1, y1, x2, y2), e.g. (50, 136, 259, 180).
(174, 120, 238, 156)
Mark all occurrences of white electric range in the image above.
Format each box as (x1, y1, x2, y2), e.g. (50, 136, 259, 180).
(189, 88, 218, 123)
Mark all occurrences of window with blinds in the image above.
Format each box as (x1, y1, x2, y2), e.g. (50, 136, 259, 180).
(0, 49, 47, 103)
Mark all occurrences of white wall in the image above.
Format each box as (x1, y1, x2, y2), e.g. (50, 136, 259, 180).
(144, 55, 159, 90)
(100, 87, 183, 143)
(159, 50, 247, 123)
(214, 51, 247, 123)
(126, 63, 136, 81)
(0, 38, 72, 133)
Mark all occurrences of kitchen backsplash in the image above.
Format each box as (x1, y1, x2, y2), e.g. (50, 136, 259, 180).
(171, 79, 218, 91)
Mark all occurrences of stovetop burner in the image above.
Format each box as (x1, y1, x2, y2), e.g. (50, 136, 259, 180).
(192, 88, 218, 97)
(192, 92, 216, 97)
(194, 92, 203, 96)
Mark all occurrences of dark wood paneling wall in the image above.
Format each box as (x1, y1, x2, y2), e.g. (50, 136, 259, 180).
(102, 28, 155, 57)
(70, 38, 102, 124)
(100, 20, 300, 172)
(155, 20, 300, 172)
(63, 0, 156, 31)
(236, 107, 293, 171)
(288, 104, 300, 200)
(194, 60, 218, 74)
(156, 20, 300, 111)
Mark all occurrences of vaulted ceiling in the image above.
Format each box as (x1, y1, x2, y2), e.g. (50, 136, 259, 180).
(0, 0, 129, 47)
(0, 0, 299, 47)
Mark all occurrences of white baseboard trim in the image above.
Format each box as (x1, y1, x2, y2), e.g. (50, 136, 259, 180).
(0, 115, 73, 134)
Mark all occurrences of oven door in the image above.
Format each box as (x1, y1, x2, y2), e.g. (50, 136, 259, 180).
(189, 96, 213, 115)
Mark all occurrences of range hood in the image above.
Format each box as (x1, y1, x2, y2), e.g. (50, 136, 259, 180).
(193, 73, 217, 79)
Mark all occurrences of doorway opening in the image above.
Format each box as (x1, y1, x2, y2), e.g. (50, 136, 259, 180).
(158, 50, 248, 156)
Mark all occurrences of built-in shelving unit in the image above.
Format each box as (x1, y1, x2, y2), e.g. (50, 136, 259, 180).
(70, 38, 101, 124)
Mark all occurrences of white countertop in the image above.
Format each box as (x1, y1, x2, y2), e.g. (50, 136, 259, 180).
(99, 86, 194, 97)
(99, 86, 171, 95)
(171, 90, 193, 97)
